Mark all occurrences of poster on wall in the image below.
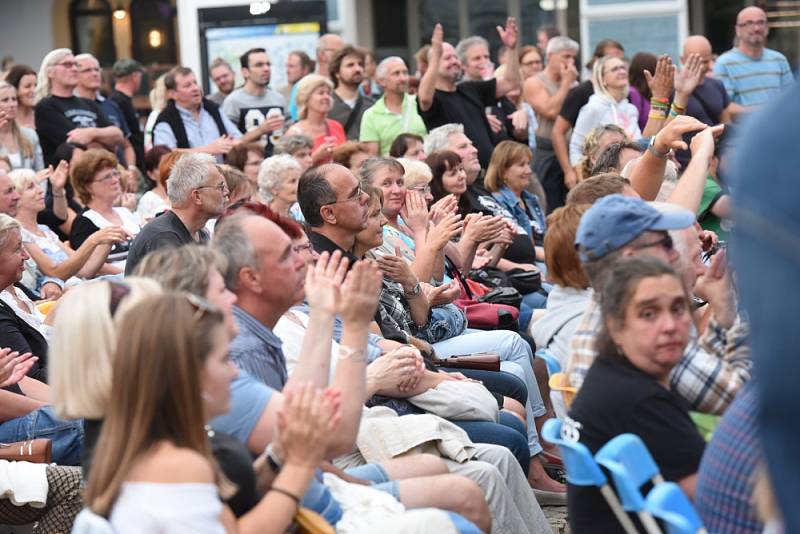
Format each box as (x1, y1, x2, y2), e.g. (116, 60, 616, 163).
(198, 1, 327, 95)
(204, 22, 321, 91)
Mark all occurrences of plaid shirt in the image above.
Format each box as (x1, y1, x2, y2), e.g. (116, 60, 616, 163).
(565, 298, 751, 415)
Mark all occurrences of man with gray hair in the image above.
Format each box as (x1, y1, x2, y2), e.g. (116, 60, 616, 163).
(125, 152, 229, 274)
(523, 35, 579, 212)
(456, 36, 492, 81)
(359, 56, 427, 155)
(418, 19, 521, 168)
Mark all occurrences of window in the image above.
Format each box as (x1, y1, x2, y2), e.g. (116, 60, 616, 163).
(130, 0, 177, 65)
(70, 0, 117, 66)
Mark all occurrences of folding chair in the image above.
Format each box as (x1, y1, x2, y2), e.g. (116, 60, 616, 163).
(596, 433, 665, 534)
(548, 372, 577, 407)
(541, 419, 638, 534)
(645, 482, 708, 534)
(535, 347, 562, 375)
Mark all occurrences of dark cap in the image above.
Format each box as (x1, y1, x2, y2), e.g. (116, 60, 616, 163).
(112, 58, 143, 78)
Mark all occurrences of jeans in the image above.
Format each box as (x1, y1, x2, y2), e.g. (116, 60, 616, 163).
(418, 304, 467, 343)
(0, 406, 84, 466)
(453, 414, 530, 475)
(433, 329, 546, 456)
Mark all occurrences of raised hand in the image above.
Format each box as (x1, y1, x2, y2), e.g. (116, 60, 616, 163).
(305, 250, 349, 316)
(0, 348, 37, 388)
(496, 17, 519, 50)
(338, 258, 382, 326)
(644, 55, 676, 101)
(275, 383, 343, 468)
(429, 194, 459, 224)
(423, 280, 461, 306)
(560, 61, 578, 87)
(400, 190, 430, 234)
(425, 212, 463, 251)
(674, 53, 705, 101)
(653, 115, 708, 153)
(430, 23, 444, 60)
(694, 249, 736, 328)
(49, 160, 70, 193)
(690, 124, 724, 161)
(377, 247, 418, 292)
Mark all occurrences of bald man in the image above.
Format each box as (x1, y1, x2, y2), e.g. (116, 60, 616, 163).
(316, 33, 345, 78)
(674, 35, 741, 167)
(713, 6, 793, 106)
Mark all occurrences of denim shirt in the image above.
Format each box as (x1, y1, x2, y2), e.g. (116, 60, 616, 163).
(492, 186, 546, 242)
(229, 306, 288, 390)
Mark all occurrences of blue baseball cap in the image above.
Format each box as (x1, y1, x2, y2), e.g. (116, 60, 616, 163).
(575, 194, 695, 262)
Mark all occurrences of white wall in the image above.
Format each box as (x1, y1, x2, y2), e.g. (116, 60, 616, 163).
(0, 0, 56, 69)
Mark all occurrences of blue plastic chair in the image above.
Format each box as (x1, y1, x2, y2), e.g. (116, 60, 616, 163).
(646, 482, 708, 534)
(541, 419, 638, 534)
(596, 433, 666, 534)
(535, 347, 562, 375)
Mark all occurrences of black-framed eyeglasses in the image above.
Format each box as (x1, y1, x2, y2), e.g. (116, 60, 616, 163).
(323, 184, 364, 206)
(197, 181, 230, 194)
(631, 233, 673, 252)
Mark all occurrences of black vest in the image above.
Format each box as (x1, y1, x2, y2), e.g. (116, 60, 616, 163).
(154, 98, 228, 149)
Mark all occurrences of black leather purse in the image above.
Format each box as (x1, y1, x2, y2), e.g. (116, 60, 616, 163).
(506, 268, 542, 295)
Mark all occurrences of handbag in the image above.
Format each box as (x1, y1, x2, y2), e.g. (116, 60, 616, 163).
(434, 352, 501, 372)
(468, 266, 512, 289)
(458, 301, 520, 331)
(506, 268, 542, 294)
(0, 439, 52, 463)
(478, 286, 523, 308)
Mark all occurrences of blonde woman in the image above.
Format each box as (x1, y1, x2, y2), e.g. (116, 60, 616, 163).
(0, 81, 44, 170)
(569, 55, 640, 165)
(285, 74, 345, 165)
(144, 74, 167, 151)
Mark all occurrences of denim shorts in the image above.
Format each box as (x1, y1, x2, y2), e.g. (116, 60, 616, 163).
(345, 463, 401, 500)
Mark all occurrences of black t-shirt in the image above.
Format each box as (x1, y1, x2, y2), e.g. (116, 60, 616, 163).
(567, 355, 706, 533)
(34, 95, 112, 166)
(125, 210, 208, 275)
(559, 80, 594, 127)
(419, 79, 498, 168)
(69, 213, 132, 263)
(111, 89, 145, 171)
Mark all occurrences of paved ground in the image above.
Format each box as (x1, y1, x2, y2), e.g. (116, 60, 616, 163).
(543, 505, 570, 533)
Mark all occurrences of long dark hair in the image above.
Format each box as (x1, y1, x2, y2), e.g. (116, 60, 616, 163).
(426, 150, 471, 215)
(628, 52, 657, 100)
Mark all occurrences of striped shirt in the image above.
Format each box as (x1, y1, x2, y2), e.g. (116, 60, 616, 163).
(713, 48, 794, 106)
(565, 298, 752, 415)
(229, 305, 288, 390)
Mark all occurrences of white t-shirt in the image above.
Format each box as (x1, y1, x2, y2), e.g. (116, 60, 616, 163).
(81, 207, 142, 269)
(136, 190, 170, 222)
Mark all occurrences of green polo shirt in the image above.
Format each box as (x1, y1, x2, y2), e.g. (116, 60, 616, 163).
(359, 94, 428, 155)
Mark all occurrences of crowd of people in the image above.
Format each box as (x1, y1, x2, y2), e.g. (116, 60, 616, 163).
(0, 4, 795, 533)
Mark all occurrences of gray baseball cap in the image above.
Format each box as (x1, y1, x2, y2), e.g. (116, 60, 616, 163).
(575, 194, 695, 262)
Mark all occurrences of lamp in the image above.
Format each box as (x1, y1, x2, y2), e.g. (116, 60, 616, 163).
(148, 29, 163, 48)
(113, 2, 127, 20)
(250, 2, 271, 15)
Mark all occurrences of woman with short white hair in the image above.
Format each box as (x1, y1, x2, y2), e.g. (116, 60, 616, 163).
(257, 154, 303, 219)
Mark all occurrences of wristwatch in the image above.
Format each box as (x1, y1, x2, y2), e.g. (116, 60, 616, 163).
(648, 136, 672, 159)
(404, 282, 422, 297)
(265, 443, 283, 474)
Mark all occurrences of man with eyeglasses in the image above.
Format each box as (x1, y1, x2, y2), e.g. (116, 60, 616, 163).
(296, 163, 369, 261)
(34, 49, 124, 166)
(221, 48, 285, 153)
(713, 6, 793, 107)
(125, 153, 229, 274)
(75, 54, 136, 169)
(564, 194, 751, 416)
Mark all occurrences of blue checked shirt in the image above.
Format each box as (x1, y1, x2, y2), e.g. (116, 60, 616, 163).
(566, 298, 751, 415)
(229, 305, 288, 390)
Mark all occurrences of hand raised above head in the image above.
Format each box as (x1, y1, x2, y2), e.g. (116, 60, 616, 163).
(496, 17, 519, 49)
(644, 55, 676, 101)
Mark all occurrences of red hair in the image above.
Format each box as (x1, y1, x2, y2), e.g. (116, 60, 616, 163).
(220, 201, 302, 239)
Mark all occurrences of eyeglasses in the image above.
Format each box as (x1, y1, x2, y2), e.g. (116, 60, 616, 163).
(293, 242, 314, 253)
(55, 60, 78, 69)
(197, 181, 230, 193)
(631, 233, 674, 252)
(408, 184, 431, 194)
(323, 184, 364, 205)
(737, 19, 768, 28)
(95, 170, 121, 183)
